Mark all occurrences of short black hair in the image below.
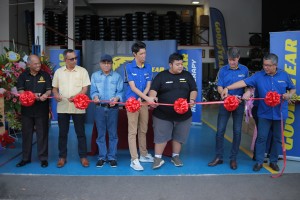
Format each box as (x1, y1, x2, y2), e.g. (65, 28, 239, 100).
(169, 53, 183, 64)
(63, 49, 75, 59)
(131, 41, 146, 54)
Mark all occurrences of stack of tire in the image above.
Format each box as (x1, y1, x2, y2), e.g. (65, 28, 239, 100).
(44, 10, 67, 46)
(120, 14, 131, 41)
(75, 16, 83, 43)
(99, 17, 108, 40)
(82, 15, 99, 40)
(180, 19, 193, 45)
(166, 11, 181, 44)
(109, 18, 120, 41)
(131, 12, 145, 41)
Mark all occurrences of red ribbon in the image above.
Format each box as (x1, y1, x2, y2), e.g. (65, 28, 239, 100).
(73, 94, 91, 110)
(174, 98, 189, 114)
(125, 97, 141, 113)
(264, 91, 281, 107)
(19, 91, 36, 106)
(224, 96, 239, 111)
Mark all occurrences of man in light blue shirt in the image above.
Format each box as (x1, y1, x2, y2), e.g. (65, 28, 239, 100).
(90, 54, 124, 168)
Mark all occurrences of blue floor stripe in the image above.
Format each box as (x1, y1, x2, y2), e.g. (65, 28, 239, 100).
(0, 123, 269, 176)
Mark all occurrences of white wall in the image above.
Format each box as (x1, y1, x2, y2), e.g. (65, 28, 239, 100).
(9, 1, 33, 52)
(0, 0, 9, 54)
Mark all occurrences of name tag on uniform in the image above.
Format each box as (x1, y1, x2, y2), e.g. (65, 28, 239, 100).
(180, 78, 186, 82)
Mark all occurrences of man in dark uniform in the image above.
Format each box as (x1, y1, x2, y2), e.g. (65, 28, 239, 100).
(16, 54, 52, 168)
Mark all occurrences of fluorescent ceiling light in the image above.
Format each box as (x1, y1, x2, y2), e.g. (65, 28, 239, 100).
(192, 1, 200, 4)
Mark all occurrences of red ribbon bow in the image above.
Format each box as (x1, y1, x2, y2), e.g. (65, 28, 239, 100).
(224, 96, 239, 111)
(125, 97, 141, 113)
(19, 91, 36, 106)
(73, 94, 90, 110)
(264, 91, 281, 107)
(174, 98, 189, 114)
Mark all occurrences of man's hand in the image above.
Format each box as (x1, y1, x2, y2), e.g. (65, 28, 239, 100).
(109, 97, 119, 107)
(39, 94, 49, 101)
(189, 99, 195, 108)
(242, 90, 252, 100)
(54, 93, 62, 102)
(221, 88, 229, 99)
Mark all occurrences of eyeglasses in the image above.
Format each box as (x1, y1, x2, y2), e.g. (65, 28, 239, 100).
(67, 57, 78, 61)
(263, 64, 275, 67)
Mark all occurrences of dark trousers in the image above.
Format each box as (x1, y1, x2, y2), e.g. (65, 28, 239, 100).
(21, 115, 49, 161)
(58, 113, 87, 158)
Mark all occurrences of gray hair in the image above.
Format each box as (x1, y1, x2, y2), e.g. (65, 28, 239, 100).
(227, 47, 240, 59)
(263, 53, 278, 66)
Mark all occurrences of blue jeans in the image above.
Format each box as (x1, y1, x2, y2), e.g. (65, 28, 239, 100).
(255, 118, 281, 164)
(215, 102, 244, 160)
(94, 106, 119, 161)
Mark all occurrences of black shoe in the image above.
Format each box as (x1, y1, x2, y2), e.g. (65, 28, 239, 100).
(109, 160, 117, 168)
(253, 163, 263, 172)
(16, 160, 31, 167)
(96, 159, 105, 168)
(230, 160, 237, 170)
(208, 158, 223, 167)
(269, 163, 280, 171)
(41, 160, 48, 168)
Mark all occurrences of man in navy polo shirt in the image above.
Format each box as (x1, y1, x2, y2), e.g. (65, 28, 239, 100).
(125, 41, 157, 171)
(208, 47, 249, 170)
(222, 53, 296, 172)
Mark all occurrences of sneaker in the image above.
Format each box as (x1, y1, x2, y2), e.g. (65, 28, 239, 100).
(152, 157, 165, 169)
(139, 153, 154, 163)
(130, 159, 144, 171)
(96, 159, 105, 168)
(109, 160, 117, 168)
(171, 155, 183, 167)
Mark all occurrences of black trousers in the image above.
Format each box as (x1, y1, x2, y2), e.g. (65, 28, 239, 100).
(57, 113, 87, 159)
(21, 115, 49, 161)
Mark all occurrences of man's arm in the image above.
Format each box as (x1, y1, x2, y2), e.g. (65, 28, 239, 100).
(128, 81, 156, 103)
(52, 87, 62, 102)
(189, 90, 198, 108)
(221, 80, 247, 99)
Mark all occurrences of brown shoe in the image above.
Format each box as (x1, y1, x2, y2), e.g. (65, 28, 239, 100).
(230, 160, 237, 170)
(57, 158, 66, 168)
(80, 158, 89, 167)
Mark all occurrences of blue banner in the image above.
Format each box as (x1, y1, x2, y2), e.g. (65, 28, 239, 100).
(49, 49, 81, 121)
(178, 49, 202, 123)
(270, 31, 300, 160)
(210, 7, 228, 68)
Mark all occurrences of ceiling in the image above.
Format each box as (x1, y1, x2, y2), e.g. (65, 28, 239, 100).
(9, 0, 205, 6)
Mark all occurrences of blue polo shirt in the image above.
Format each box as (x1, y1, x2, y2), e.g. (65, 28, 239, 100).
(244, 69, 295, 120)
(217, 64, 249, 96)
(125, 59, 152, 100)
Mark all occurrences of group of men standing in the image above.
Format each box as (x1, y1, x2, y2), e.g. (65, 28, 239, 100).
(15, 44, 295, 173)
(15, 41, 198, 171)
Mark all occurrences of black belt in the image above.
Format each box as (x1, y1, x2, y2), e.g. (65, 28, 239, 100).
(98, 103, 118, 108)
